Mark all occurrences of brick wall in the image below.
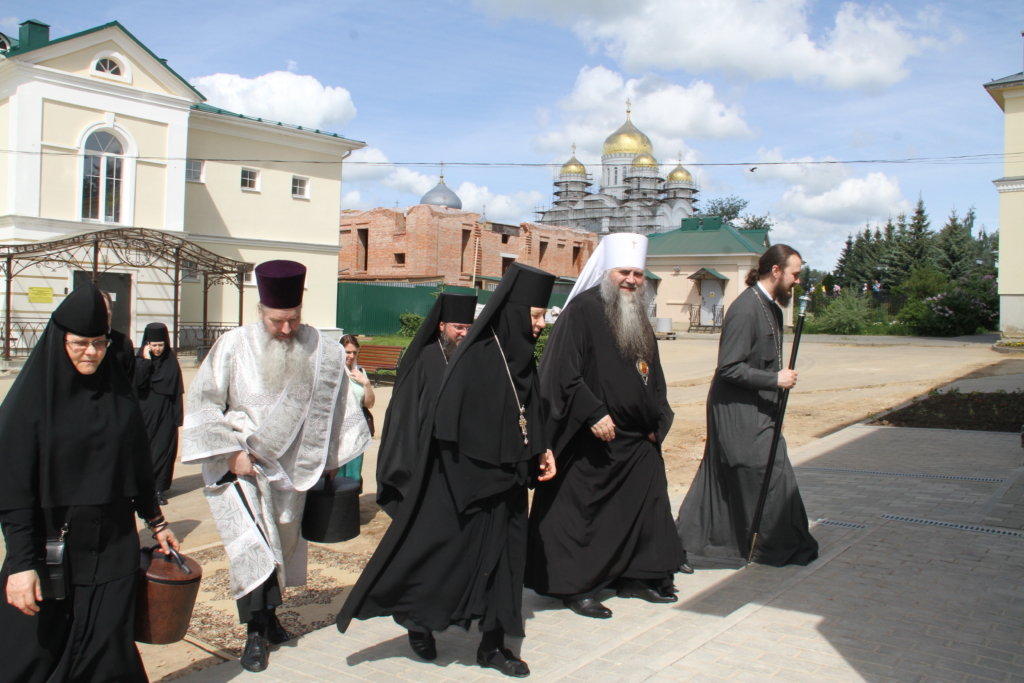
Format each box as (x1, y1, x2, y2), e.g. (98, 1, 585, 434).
(339, 205, 598, 285)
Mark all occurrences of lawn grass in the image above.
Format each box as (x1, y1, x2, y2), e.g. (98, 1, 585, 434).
(355, 334, 413, 348)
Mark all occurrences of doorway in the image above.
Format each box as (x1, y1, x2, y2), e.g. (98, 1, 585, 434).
(700, 279, 722, 326)
(73, 271, 132, 336)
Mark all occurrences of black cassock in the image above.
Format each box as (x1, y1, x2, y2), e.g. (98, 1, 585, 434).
(338, 264, 553, 638)
(676, 285, 818, 567)
(136, 324, 184, 493)
(526, 286, 685, 598)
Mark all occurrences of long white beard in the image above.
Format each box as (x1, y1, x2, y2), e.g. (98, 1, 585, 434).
(257, 324, 313, 393)
(600, 273, 655, 363)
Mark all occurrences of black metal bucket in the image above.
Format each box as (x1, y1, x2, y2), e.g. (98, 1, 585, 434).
(302, 475, 361, 543)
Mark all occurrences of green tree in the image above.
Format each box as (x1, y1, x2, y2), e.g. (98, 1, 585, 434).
(700, 195, 747, 223)
(737, 212, 774, 232)
(902, 196, 936, 272)
(935, 208, 973, 279)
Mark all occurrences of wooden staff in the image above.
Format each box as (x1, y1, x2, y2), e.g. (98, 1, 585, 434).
(747, 294, 811, 563)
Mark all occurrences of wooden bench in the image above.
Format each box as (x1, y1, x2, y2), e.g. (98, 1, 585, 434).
(357, 345, 405, 386)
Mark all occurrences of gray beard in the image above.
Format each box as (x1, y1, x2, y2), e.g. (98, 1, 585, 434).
(600, 274, 656, 363)
(257, 324, 312, 393)
(439, 332, 459, 359)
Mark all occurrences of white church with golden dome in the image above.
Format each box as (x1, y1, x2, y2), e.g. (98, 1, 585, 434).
(537, 103, 698, 235)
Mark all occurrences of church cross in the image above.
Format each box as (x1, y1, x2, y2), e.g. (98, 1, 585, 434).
(571, 143, 576, 155)
(440, 160, 445, 182)
(631, 240, 637, 248)
(626, 98, 632, 115)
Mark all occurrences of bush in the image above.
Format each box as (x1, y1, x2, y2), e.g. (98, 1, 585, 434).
(812, 291, 872, 334)
(893, 267, 948, 301)
(913, 271, 998, 337)
(398, 312, 424, 337)
(534, 324, 552, 362)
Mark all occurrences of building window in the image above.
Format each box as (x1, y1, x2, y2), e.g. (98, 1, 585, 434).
(291, 176, 309, 198)
(614, 167, 618, 185)
(502, 257, 515, 275)
(95, 58, 121, 75)
(394, 253, 406, 266)
(82, 131, 123, 223)
(538, 240, 549, 265)
(181, 260, 201, 283)
(501, 233, 510, 244)
(461, 229, 473, 273)
(572, 245, 581, 271)
(357, 229, 369, 270)
(241, 168, 260, 191)
(186, 159, 204, 182)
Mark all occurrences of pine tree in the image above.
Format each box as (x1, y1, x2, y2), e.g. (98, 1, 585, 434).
(877, 217, 901, 288)
(936, 208, 972, 279)
(834, 234, 855, 287)
(902, 196, 936, 272)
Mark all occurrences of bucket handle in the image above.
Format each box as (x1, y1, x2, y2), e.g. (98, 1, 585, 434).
(149, 545, 192, 575)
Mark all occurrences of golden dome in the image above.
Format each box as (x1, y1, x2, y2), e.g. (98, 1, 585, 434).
(631, 151, 658, 168)
(561, 155, 587, 175)
(667, 164, 693, 182)
(602, 112, 653, 157)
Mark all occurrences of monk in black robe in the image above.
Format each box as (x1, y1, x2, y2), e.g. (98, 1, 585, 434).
(0, 283, 179, 683)
(338, 264, 557, 678)
(136, 323, 184, 506)
(526, 237, 687, 620)
(376, 293, 477, 517)
(676, 245, 818, 567)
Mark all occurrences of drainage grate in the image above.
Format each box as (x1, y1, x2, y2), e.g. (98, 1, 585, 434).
(796, 467, 1004, 483)
(815, 519, 867, 529)
(880, 515, 1024, 538)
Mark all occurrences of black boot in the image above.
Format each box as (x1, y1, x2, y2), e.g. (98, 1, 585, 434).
(477, 629, 529, 678)
(240, 615, 270, 672)
(563, 598, 613, 619)
(616, 578, 677, 604)
(408, 630, 437, 660)
(266, 610, 290, 645)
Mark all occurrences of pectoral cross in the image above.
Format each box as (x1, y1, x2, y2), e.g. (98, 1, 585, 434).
(518, 406, 529, 445)
(632, 240, 637, 248)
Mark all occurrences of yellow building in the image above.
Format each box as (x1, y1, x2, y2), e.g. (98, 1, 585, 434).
(985, 66, 1024, 338)
(0, 19, 363, 350)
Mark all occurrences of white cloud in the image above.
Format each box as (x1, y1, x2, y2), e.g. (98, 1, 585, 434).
(383, 168, 438, 197)
(537, 66, 749, 165)
(286, 60, 298, 73)
(341, 190, 371, 210)
(190, 71, 356, 130)
(344, 147, 394, 182)
(455, 183, 546, 224)
(478, 0, 943, 90)
(778, 171, 908, 224)
(0, 16, 18, 33)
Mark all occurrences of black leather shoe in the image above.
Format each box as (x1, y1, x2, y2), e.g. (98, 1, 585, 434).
(563, 598, 612, 619)
(156, 492, 169, 506)
(679, 563, 694, 575)
(266, 613, 290, 645)
(240, 632, 269, 672)
(477, 645, 530, 677)
(408, 631, 437, 661)
(617, 580, 678, 604)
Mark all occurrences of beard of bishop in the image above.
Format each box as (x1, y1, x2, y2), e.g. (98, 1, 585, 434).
(600, 271, 656, 363)
(257, 321, 311, 393)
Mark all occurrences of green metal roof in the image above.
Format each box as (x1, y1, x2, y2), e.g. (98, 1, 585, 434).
(190, 103, 363, 143)
(984, 72, 1024, 89)
(644, 268, 661, 281)
(647, 222, 768, 256)
(689, 267, 728, 281)
(4, 20, 205, 102)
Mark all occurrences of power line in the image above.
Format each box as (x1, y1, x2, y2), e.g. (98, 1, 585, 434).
(0, 149, 1017, 167)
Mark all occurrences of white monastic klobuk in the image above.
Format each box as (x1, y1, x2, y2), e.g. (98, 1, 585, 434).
(181, 323, 370, 599)
(564, 232, 649, 306)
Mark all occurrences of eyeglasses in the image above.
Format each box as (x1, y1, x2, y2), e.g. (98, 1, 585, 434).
(66, 339, 109, 351)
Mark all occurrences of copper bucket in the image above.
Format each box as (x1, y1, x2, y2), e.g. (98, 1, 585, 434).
(135, 546, 203, 645)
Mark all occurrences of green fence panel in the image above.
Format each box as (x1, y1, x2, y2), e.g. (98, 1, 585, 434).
(337, 282, 568, 335)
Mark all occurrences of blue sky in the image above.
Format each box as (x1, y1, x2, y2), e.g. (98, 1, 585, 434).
(7, 1, 1023, 269)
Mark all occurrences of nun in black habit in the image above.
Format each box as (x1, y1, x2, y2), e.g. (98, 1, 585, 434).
(376, 293, 477, 518)
(0, 283, 179, 683)
(338, 264, 557, 678)
(136, 323, 184, 505)
(675, 245, 818, 567)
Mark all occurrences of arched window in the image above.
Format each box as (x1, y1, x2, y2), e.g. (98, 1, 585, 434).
(614, 167, 618, 185)
(94, 58, 122, 76)
(82, 131, 124, 222)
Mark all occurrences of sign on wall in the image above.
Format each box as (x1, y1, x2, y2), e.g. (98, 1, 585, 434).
(27, 287, 53, 304)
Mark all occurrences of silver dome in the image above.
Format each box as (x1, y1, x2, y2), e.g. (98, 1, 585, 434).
(420, 179, 462, 209)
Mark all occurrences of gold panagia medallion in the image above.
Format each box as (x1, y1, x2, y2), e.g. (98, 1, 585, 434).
(636, 359, 649, 385)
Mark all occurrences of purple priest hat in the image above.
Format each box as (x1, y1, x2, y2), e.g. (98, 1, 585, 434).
(255, 260, 307, 309)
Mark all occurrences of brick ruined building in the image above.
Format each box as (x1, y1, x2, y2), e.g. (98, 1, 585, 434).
(339, 204, 598, 286)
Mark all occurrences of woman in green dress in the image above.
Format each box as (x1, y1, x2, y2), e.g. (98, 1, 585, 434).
(338, 335, 375, 488)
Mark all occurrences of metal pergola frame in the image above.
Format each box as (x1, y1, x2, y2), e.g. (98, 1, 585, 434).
(0, 227, 253, 360)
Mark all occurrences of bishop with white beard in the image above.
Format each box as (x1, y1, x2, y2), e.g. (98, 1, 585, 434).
(526, 234, 689, 620)
(181, 260, 370, 672)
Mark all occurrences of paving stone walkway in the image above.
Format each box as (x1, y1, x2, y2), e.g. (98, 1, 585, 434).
(179, 425, 1024, 683)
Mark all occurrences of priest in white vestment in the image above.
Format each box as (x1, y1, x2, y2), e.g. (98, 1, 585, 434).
(181, 260, 370, 672)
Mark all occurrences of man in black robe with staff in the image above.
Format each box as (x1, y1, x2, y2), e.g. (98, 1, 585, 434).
(375, 292, 477, 517)
(526, 233, 688, 620)
(676, 244, 818, 567)
(337, 264, 557, 678)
